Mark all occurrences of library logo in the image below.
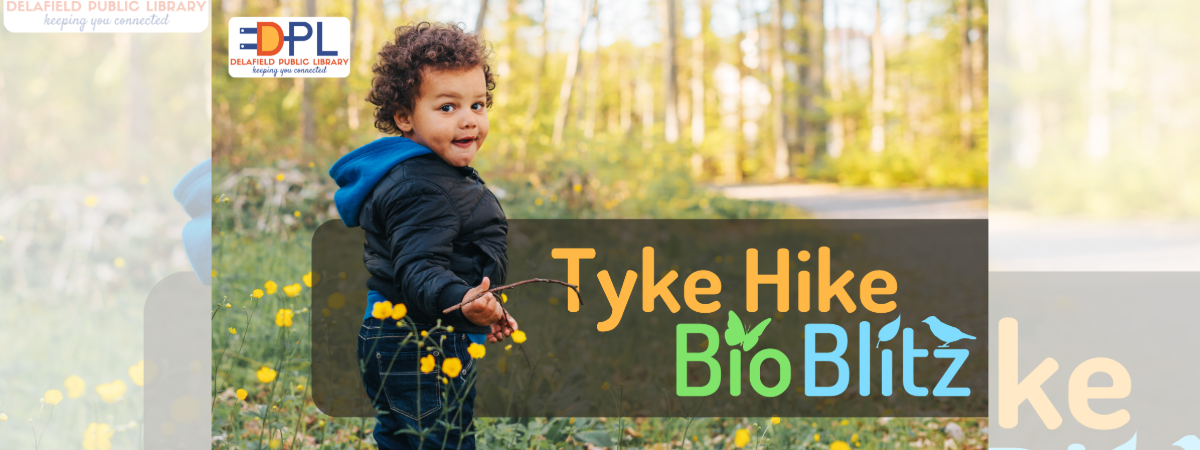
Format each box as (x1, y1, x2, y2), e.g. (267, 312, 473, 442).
(227, 17, 350, 78)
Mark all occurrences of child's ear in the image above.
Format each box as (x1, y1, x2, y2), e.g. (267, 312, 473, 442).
(393, 110, 414, 135)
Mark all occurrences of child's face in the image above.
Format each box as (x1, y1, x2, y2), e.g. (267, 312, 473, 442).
(394, 66, 489, 168)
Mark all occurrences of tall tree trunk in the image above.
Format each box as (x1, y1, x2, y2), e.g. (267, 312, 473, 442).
(731, 1, 748, 182)
(869, 0, 885, 153)
(517, 0, 552, 171)
(826, 4, 844, 158)
(475, 0, 489, 33)
(640, 47, 655, 150)
(346, 0, 360, 130)
(661, 0, 679, 143)
(957, 0, 973, 150)
(771, 0, 787, 179)
(801, 0, 825, 162)
(301, 0, 317, 154)
(1086, 0, 1110, 159)
(690, 0, 709, 176)
(607, 54, 621, 134)
(902, 0, 913, 147)
(970, 0, 986, 110)
(584, 15, 602, 139)
(620, 54, 633, 134)
(552, 0, 594, 146)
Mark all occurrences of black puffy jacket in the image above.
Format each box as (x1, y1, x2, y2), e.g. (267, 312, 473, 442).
(357, 153, 507, 334)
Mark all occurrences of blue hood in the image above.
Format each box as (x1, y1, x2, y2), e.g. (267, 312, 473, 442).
(174, 159, 212, 286)
(328, 136, 433, 227)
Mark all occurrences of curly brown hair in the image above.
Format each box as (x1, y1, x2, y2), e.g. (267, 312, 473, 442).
(366, 22, 496, 136)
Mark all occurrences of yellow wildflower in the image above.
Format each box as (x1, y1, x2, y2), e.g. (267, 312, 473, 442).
(447, 326, 454, 332)
(65, 376, 86, 399)
(84, 195, 98, 207)
(851, 433, 858, 442)
(275, 173, 285, 181)
(573, 184, 582, 192)
(328, 292, 346, 309)
(442, 357, 463, 377)
(236, 389, 248, 400)
(129, 360, 145, 386)
(95, 381, 126, 403)
(501, 293, 507, 303)
(296, 385, 305, 391)
(44, 389, 63, 405)
(309, 162, 315, 168)
(601, 381, 609, 390)
(229, 327, 237, 334)
(82, 423, 114, 450)
(338, 271, 346, 280)
(275, 309, 294, 327)
(420, 330, 428, 338)
(303, 272, 312, 287)
(419, 354, 436, 373)
(293, 210, 300, 217)
(831, 441, 851, 450)
(814, 434, 820, 442)
(257, 367, 277, 383)
(265, 280, 278, 295)
(391, 303, 407, 321)
(504, 344, 512, 356)
(269, 438, 282, 449)
(840, 419, 849, 426)
(371, 301, 393, 320)
(734, 429, 750, 448)
(0, 414, 6, 421)
(252, 289, 264, 299)
(771, 416, 781, 425)
(321, 308, 331, 317)
(467, 343, 486, 359)
(511, 330, 526, 344)
(441, 376, 449, 384)
(225, 303, 231, 308)
(113, 257, 125, 268)
(283, 283, 302, 297)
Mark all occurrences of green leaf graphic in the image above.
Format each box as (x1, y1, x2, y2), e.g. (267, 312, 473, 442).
(877, 314, 901, 348)
(725, 310, 745, 347)
(742, 318, 771, 351)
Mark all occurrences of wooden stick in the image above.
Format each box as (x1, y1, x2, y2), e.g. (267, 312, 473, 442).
(441, 278, 581, 314)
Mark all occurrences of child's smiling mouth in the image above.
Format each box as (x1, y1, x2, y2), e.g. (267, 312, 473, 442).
(452, 136, 476, 148)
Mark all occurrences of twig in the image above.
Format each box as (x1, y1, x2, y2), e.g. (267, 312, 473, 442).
(441, 278, 580, 314)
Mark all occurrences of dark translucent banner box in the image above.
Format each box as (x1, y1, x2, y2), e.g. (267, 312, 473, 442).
(312, 220, 987, 417)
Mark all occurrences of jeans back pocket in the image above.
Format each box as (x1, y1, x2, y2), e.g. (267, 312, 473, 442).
(376, 349, 442, 420)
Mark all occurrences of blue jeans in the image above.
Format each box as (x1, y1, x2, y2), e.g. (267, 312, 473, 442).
(357, 318, 477, 449)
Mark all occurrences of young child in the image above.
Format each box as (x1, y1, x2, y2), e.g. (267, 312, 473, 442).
(328, 21, 516, 449)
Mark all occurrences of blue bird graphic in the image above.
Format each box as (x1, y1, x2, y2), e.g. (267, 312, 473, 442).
(1175, 435, 1200, 450)
(921, 316, 976, 348)
(1112, 432, 1136, 450)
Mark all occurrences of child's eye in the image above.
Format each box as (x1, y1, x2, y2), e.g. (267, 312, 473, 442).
(472, 102, 485, 111)
(440, 104, 455, 112)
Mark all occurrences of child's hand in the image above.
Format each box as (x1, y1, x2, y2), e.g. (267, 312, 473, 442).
(462, 277, 504, 327)
(487, 315, 518, 343)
